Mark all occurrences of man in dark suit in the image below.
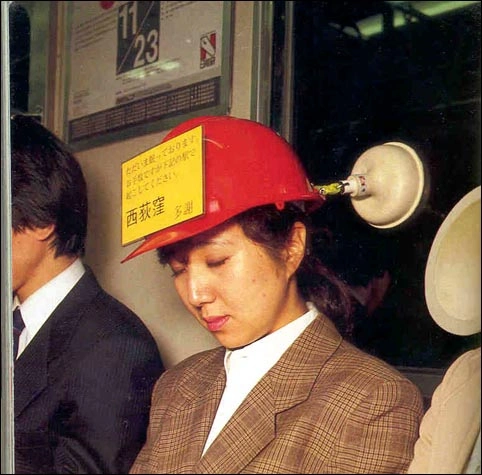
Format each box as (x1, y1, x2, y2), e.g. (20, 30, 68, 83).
(11, 114, 165, 474)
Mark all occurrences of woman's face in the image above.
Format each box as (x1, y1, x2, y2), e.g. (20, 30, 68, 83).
(168, 222, 307, 349)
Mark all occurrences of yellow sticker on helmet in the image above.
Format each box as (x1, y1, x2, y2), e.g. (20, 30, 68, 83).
(121, 125, 204, 245)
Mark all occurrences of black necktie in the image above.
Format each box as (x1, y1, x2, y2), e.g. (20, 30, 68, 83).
(13, 307, 25, 359)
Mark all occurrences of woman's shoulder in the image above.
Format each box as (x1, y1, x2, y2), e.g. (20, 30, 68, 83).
(332, 339, 423, 391)
(160, 346, 225, 386)
(176, 345, 225, 369)
(322, 342, 424, 416)
(306, 314, 419, 390)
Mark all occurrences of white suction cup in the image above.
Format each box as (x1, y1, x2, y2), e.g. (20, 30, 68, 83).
(425, 186, 481, 336)
(342, 142, 425, 228)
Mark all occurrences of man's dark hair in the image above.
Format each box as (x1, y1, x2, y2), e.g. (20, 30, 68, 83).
(11, 114, 88, 257)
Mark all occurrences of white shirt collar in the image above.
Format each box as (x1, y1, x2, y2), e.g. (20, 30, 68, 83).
(224, 301, 319, 377)
(203, 302, 320, 455)
(14, 258, 85, 353)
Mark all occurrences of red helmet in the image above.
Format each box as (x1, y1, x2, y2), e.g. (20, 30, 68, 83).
(122, 115, 324, 262)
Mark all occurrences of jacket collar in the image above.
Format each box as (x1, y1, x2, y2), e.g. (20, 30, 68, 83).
(14, 268, 101, 417)
(178, 314, 342, 473)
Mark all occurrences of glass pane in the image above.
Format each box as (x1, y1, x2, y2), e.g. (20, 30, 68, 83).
(281, 1, 481, 369)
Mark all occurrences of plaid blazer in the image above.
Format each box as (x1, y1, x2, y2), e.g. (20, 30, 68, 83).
(131, 314, 423, 474)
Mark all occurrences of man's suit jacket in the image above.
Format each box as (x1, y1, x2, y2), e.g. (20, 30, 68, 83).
(407, 347, 481, 474)
(130, 314, 424, 474)
(14, 266, 165, 474)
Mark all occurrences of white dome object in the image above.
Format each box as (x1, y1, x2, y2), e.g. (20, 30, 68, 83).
(345, 142, 425, 228)
(424, 186, 481, 335)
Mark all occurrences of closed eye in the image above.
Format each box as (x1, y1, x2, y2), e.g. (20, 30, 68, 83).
(170, 266, 186, 277)
(207, 258, 228, 268)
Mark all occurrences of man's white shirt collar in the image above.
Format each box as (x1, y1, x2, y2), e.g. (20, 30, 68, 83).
(13, 258, 85, 356)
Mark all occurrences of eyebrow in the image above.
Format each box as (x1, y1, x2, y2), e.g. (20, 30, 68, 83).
(190, 231, 236, 248)
(169, 236, 234, 263)
(195, 238, 231, 248)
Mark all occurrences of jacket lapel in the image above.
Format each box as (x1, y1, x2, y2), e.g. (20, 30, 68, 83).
(196, 315, 342, 473)
(153, 349, 227, 471)
(14, 328, 50, 418)
(14, 268, 101, 417)
(196, 375, 276, 473)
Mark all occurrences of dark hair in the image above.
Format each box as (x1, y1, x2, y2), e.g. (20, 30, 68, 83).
(157, 203, 355, 338)
(311, 199, 396, 288)
(10, 115, 88, 257)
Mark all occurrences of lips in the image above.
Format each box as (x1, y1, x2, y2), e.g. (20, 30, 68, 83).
(204, 316, 229, 332)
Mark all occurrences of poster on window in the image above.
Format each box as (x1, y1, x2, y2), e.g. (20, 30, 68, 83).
(65, 1, 232, 150)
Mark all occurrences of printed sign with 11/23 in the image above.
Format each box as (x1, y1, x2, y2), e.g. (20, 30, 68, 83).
(116, 1, 160, 75)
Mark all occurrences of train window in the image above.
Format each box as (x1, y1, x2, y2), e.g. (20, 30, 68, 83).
(9, 3, 30, 113)
(8, 1, 50, 121)
(272, 1, 481, 370)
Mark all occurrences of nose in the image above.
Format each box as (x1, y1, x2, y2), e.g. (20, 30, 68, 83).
(185, 270, 215, 308)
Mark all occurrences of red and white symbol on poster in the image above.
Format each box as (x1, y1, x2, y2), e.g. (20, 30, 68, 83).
(99, 1, 115, 10)
(200, 32, 216, 69)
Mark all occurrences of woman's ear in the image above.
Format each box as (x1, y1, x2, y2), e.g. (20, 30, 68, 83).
(285, 222, 307, 275)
